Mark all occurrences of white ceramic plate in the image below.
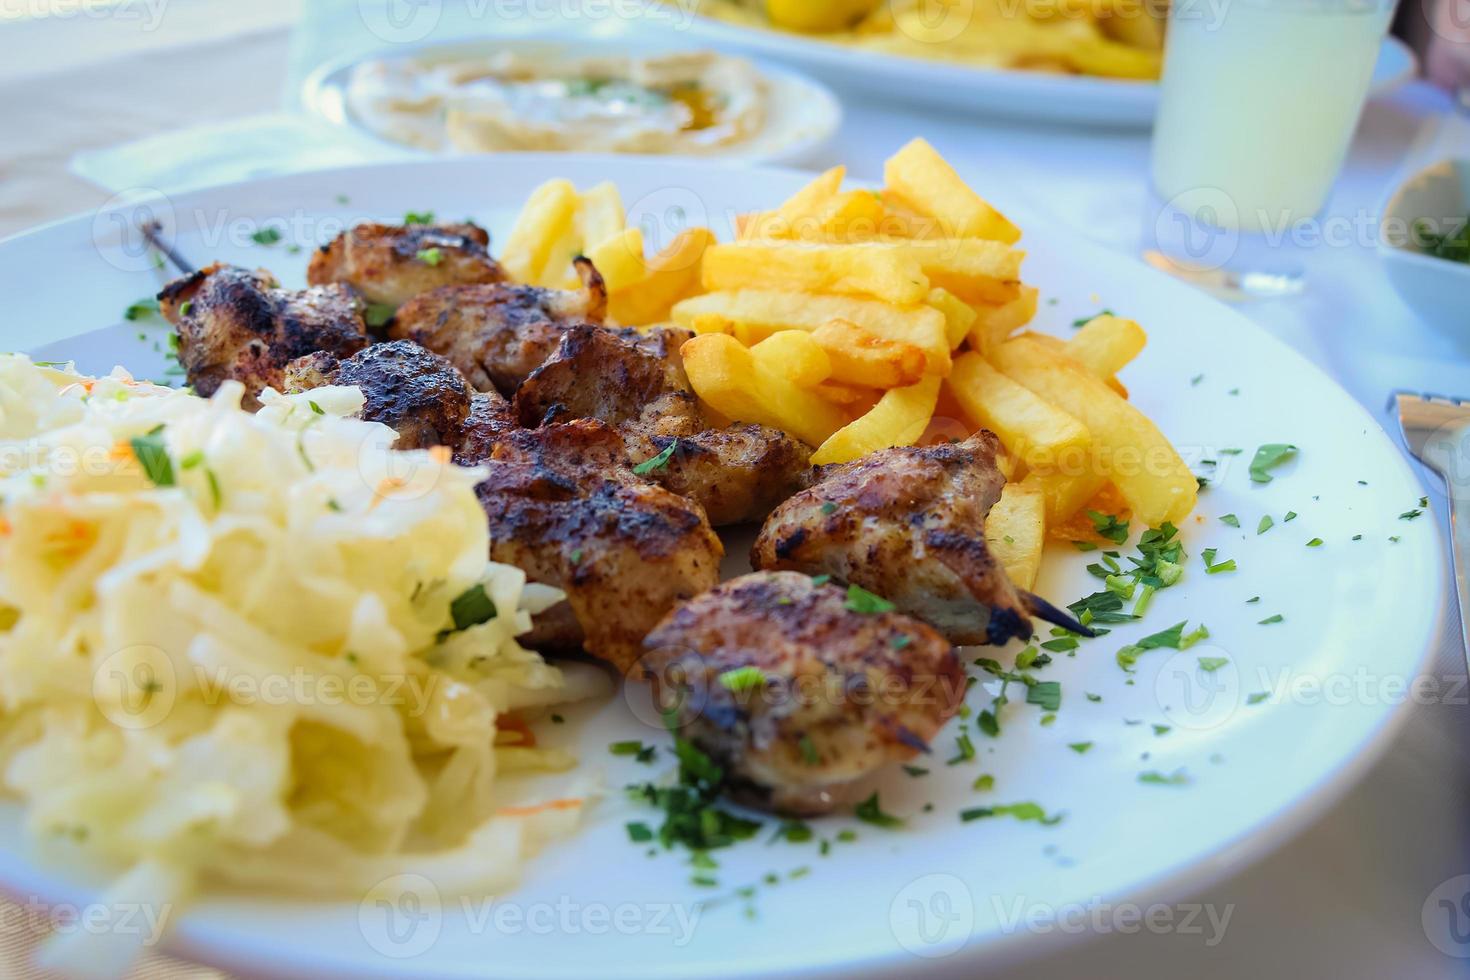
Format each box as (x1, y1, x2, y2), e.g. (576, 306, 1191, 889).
(0, 155, 1444, 979)
(670, 15, 1417, 127)
(301, 35, 842, 168)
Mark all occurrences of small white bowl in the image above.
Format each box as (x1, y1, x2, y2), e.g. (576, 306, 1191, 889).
(1378, 158, 1470, 329)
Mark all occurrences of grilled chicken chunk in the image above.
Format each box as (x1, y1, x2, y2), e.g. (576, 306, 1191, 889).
(752, 432, 1082, 646)
(158, 263, 368, 409)
(457, 417, 723, 674)
(307, 222, 506, 310)
(390, 258, 608, 397)
(513, 323, 812, 526)
(642, 571, 964, 816)
(283, 340, 471, 450)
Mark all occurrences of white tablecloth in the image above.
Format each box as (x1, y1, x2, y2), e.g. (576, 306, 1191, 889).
(2, 7, 1469, 978)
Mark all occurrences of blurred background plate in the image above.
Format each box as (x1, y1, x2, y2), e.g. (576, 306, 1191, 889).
(668, 16, 1418, 128)
(302, 33, 842, 168)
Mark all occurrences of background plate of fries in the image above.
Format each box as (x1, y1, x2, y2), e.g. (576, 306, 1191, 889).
(658, 5, 1417, 126)
(0, 152, 1443, 977)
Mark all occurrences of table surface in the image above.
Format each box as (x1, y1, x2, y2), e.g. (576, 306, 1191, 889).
(1, 5, 1469, 978)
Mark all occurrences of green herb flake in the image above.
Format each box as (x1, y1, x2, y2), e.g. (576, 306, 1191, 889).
(250, 227, 283, 246)
(626, 822, 654, 843)
(129, 429, 175, 487)
(1219, 514, 1240, 527)
(633, 439, 679, 475)
(1026, 681, 1062, 712)
(448, 584, 497, 631)
(1197, 656, 1229, 672)
(1248, 443, 1297, 484)
(854, 792, 904, 829)
(1068, 741, 1093, 754)
(718, 666, 766, 693)
(415, 247, 444, 266)
(1258, 614, 1284, 625)
(1257, 515, 1274, 534)
(1138, 769, 1190, 787)
(844, 584, 896, 615)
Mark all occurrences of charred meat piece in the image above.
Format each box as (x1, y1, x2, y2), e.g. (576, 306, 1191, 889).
(158, 262, 368, 409)
(283, 340, 471, 450)
(307, 222, 506, 311)
(513, 324, 812, 526)
(460, 418, 723, 674)
(642, 571, 964, 816)
(752, 432, 1083, 646)
(390, 259, 607, 397)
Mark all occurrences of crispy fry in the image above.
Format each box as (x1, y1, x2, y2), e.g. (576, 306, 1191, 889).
(609, 227, 716, 326)
(947, 352, 1091, 470)
(970, 285, 1039, 353)
(788, 190, 890, 243)
(927, 286, 978, 349)
(681, 333, 847, 447)
(578, 181, 626, 252)
(740, 166, 845, 240)
(811, 380, 883, 411)
(671, 290, 951, 374)
(811, 319, 927, 388)
(985, 482, 1046, 590)
(1065, 314, 1146, 377)
(701, 241, 931, 305)
(585, 226, 645, 293)
(501, 178, 579, 286)
(884, 138, 1021, 244)
(750, 330, 832, 387)
(1021, 468, 1109, 526)
(811, 376, 941, 465)
(990, 336, 1197, 526)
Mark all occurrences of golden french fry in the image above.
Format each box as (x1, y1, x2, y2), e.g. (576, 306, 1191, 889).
(811, 319, 927, 389)
(671, 290, 951, 374)
(502, 178, 579, 286)
(609, 227, 716, 326)
(1026, 329, 1128, 396)
(702, 241, 931, 306)
(928, 287, 978, 350)
(970, 285, 1039, 353)
(786, 190, 889, 243)
(985, 482, 1045, 590)
(811, 380, 883, 412)
(1022, 468, 1108, 527)
(740, 166, 846, 240)
(878, 193, 946, 239)
(1066, 315, 1147, 377)
(681, 334, 848, 447)
(751, 330, 833, 387)
(585, 226, 645, 293)
(990, 336, 1197, 526)
(579, 181, 625, 252)
(884, 138, 1021, 244)
(811, 376, 941, 465)
(878, 239, 1024, 305)
(947, 352, 1091, 470)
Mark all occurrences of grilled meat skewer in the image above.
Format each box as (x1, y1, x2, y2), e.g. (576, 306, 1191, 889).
(308, 222, 507, 311)
(752, 431, 1089, 645)
(643, 571, 964, 816)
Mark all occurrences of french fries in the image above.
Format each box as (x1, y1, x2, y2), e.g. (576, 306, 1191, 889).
(501, 178, 579, 285)
(990, 336, 1197, 526)
(608, 227, 716, 327)
(1021, 468, 1108, 526)
(970, 285, 1039, 354)
(884, 138, 1021, 244)
(811, 319, 927, 389)
(1065, 315, 1147, 377)
(751, 331, 832, 387)
(811, 376, 941, 465)
(702, 241, 931, 306)
(985, 482, 1046, 590)
(681, 333, 848, 447)
(928, 287, 979, 350)
(672, 290, 951, 375)
(948, 353, 1090, 471)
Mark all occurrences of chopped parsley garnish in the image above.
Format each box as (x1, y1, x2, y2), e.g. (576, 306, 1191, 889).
(1247, 692, 1270, 705)
(1071, 309, 1114, 328)
(610, 740, 657, 763)
(123, 297, 161, 321)
(809, 574, 831, 587)
(1138, 769, 1190, 787)
(448, 583, 497, 631)
(1257, 515, 1274, 534)
(854, 792, 904, 829)
(1026, 681, 1061, 712)
(1248, 443, 1297, 483)
(1219, 514, 1240, 527)
(1399, 509, 1423, 521)
(626, 822, 654, 843)
(798, 733, 819, 766)
(1198, 656, 1229, 672)
(1087, 509, 1130, 544)
(718, 666, 765, 693)
(633, 439, 679, 475)
(844, 584, 895, 614)
(129, 428, 174, 487)
(1306, 537, 1323, 547)
(308, 400, 325, 415)
(364, 303, 396, 328)
(1152, 724, 1171, 736)
(960, 802, 1062, 825)
(948, 732, 976, 765)
(1069, 742, 1093, 754)
(250, 227, 283, 246)
(820, 501, 837, 515)
(404, 210, 435, 225)
(770, 821, 812, 844)
(1086, 692, 1102, 702)
(973, 773, 995, 790)
(415, 247, 444, 266)
(1284, 510, 1298, 521)
(627, 737, 762, 852)
(902, 765, 929, 777)
(1258, 613, 1284, 625)
(889, 634, 912, 650)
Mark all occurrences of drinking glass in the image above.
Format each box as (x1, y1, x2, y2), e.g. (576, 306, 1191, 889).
(1143, 0, 1400, 298)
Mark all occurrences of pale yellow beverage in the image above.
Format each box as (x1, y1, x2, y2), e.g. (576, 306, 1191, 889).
(1151, 0, 1397, 234)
